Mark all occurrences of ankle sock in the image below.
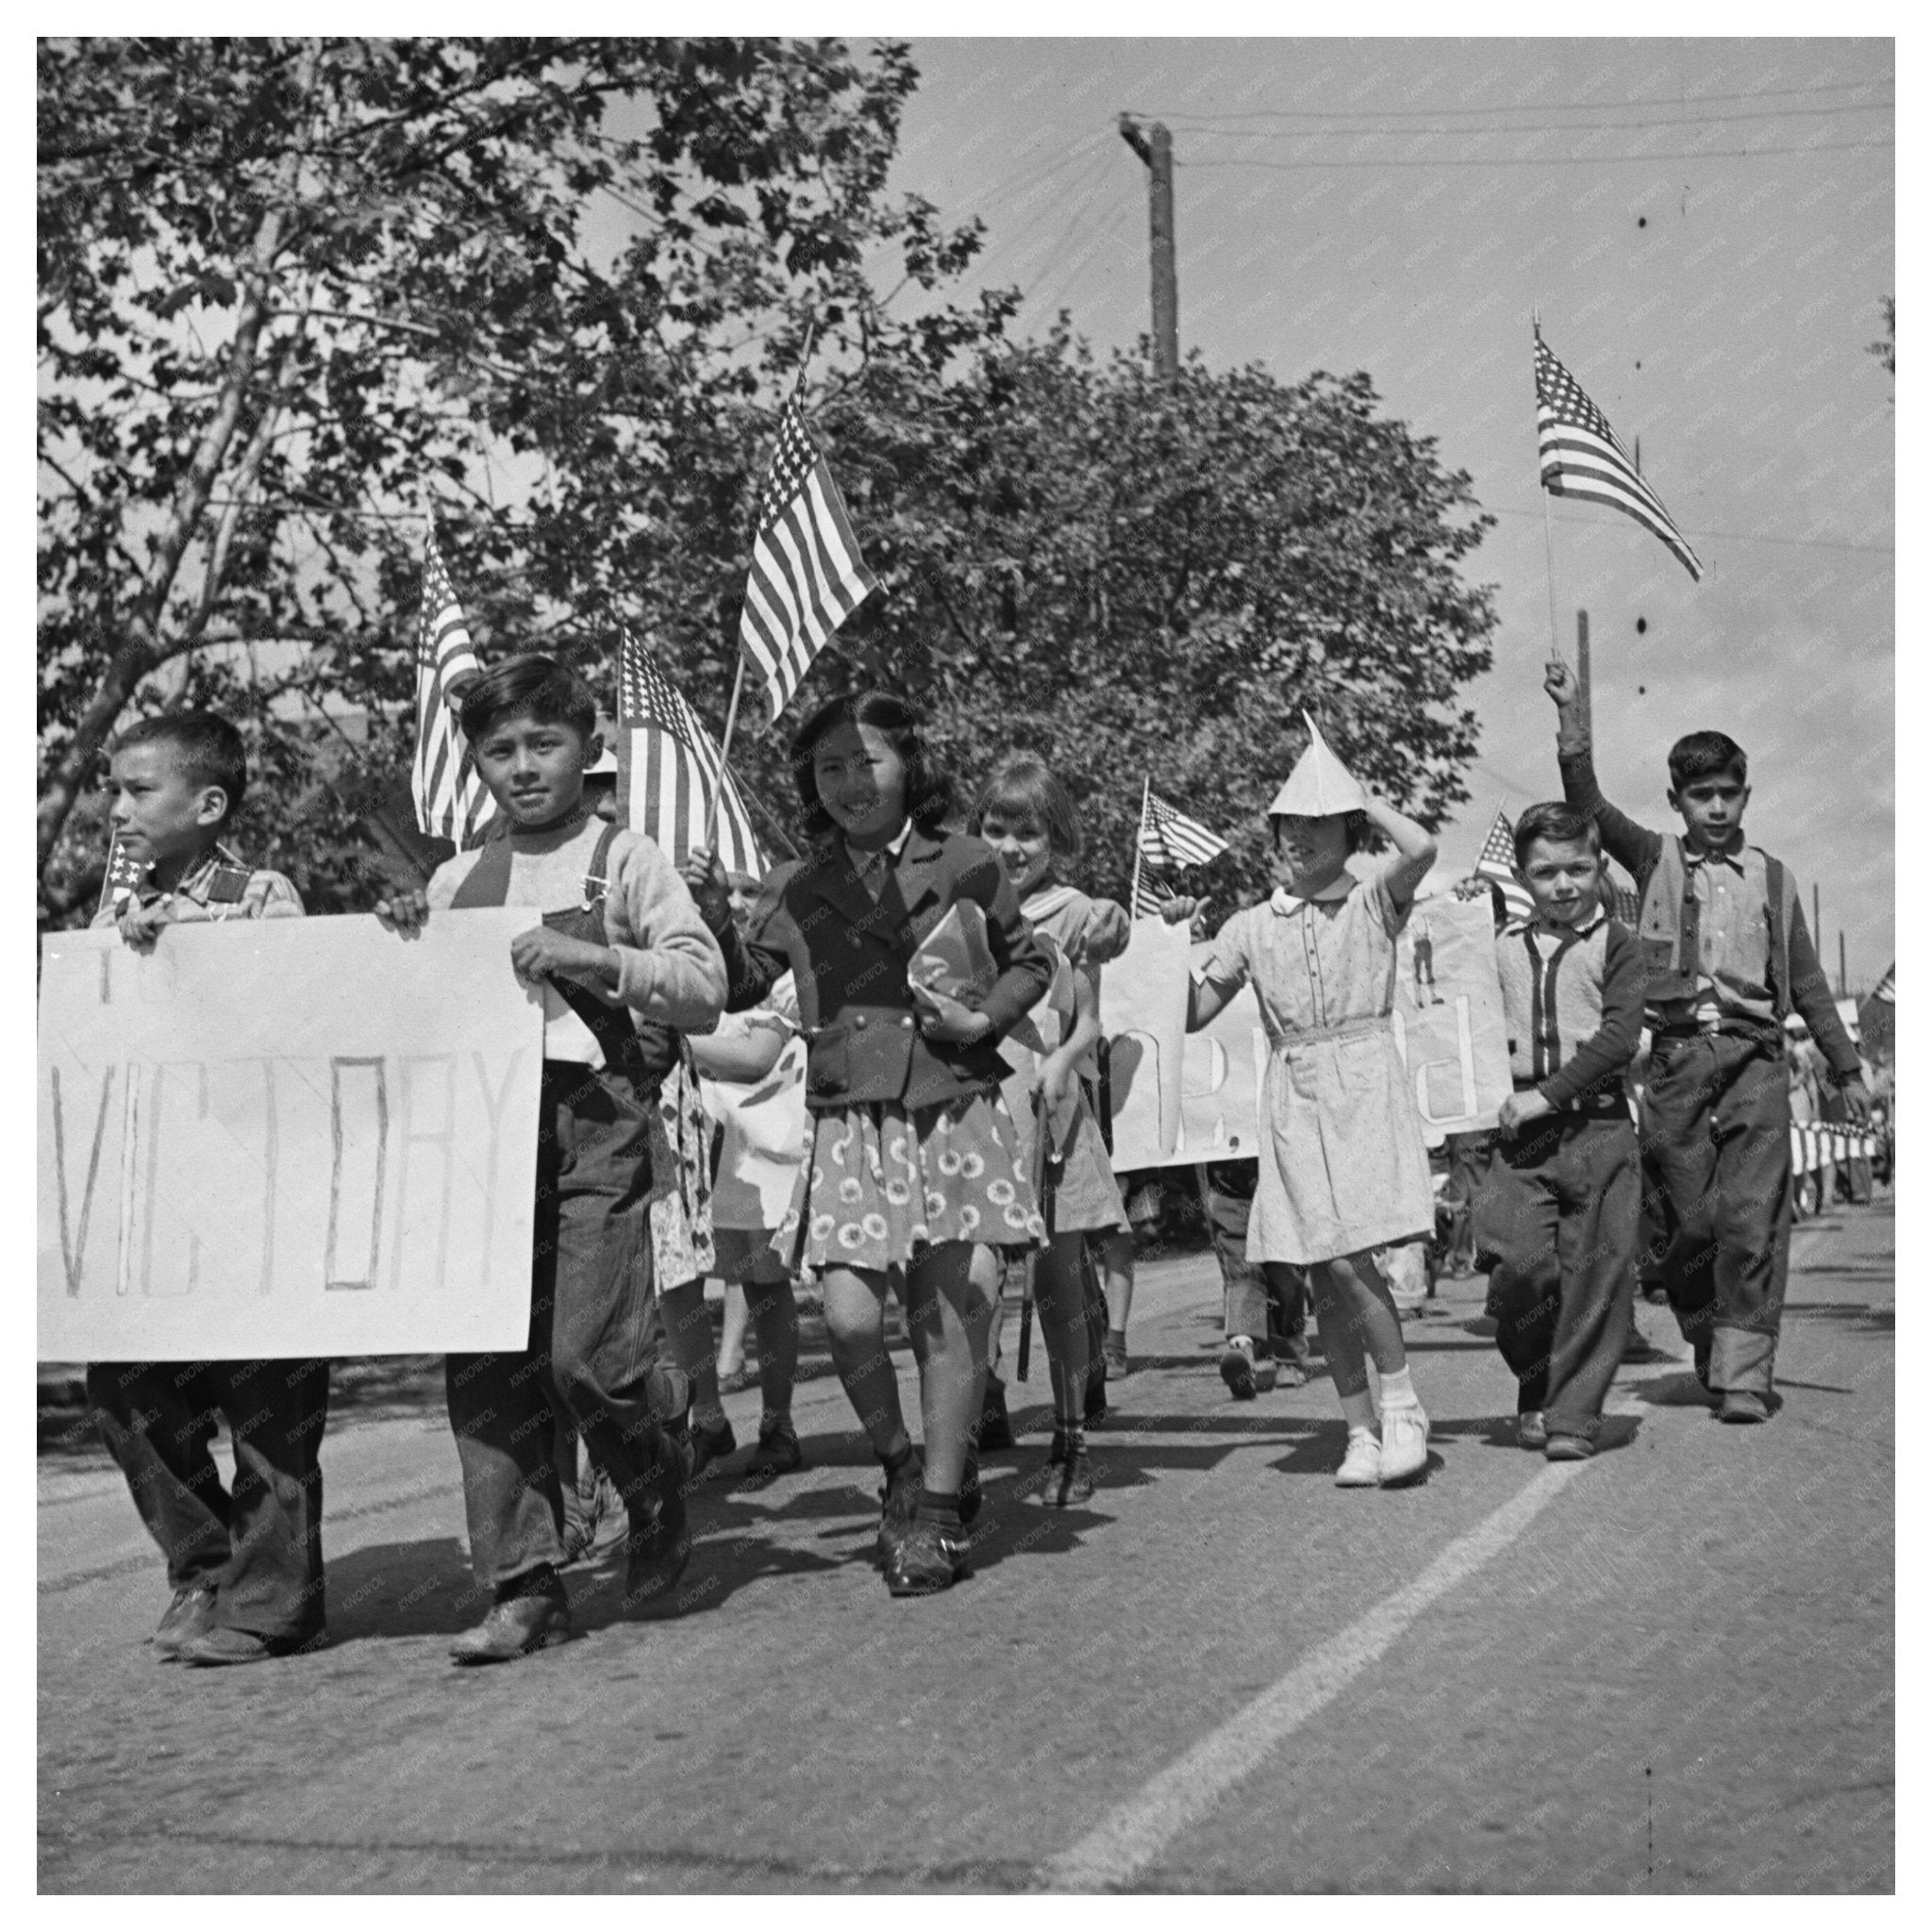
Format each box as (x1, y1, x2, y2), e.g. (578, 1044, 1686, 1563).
(917, 1490, 961, 1530)
(1378, 1366, 1419, 1411)
(1339, 1387, 1379, 1432)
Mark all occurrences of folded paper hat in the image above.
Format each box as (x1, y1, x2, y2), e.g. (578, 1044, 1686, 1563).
(1268, 712, 1367, 817)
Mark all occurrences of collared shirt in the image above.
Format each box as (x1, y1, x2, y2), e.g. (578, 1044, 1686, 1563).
(845, 819, 914, 902)
(90, 842, 304, 930)
(1668, 838, 1774, 1032)
(1268, 875, 1357, 918)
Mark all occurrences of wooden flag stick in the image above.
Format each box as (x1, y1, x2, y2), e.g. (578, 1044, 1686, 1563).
(1129, 774, 1152, 919)
(704, 652, 751, 849)
(1533, 309, 1566, 669)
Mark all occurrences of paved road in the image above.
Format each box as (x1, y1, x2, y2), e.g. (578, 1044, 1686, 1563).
(39, 1204, 1893, 1892)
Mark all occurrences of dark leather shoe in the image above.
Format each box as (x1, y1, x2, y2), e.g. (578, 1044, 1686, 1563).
(689, 1418, 737, 1481)
(449, 1589, 571, 1666)
(1718, 1390, 1771, 1424)
(874, 1449, 922, 1567)
(743, 1421, 804, 1484)
(885, 1518, 966, 1597)
(180, 1624, 326, 1667)
(623, 1485, 692, 1616)
(151, 1583, 219, 1661)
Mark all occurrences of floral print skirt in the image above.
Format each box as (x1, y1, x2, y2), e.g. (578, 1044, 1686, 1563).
(777, 1091, 1046, 1275)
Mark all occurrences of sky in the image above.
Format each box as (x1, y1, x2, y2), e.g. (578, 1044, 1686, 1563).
(872, 37, 1894, 988)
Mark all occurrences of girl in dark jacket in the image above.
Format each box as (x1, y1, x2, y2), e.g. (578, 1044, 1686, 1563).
(708, 693, 1052, 1595)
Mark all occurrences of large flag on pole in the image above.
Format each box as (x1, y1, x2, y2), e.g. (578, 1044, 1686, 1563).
(1536, 331, 1703, 582)
(410, 525, 497, 847)
(1474, 808, 1536, 924)
(617, 628, 765, 878)
(1137, 789, 1229, 872)
(737, 387, 878, 721)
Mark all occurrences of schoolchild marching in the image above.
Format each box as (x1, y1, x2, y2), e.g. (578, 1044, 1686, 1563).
(1471, 801, 1645, 1457)
(707, 692, 1054, 1596)
(1186, 720, 1439, 1488)
(377, 657, 727, 1663)
(1545, 659, 1869, 1421)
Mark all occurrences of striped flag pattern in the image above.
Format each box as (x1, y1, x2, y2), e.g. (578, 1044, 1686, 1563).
(616, 628, 764, 878)
(738, 389, 878, 721)
(1474, 808, 1537, 924)
(1872, 961, 1895, 1004)
(1536, 332, 1703, 583)
(410, 525, 497, 847)
(96, 826, 145, 916)
(1137, 790, 1229, 871)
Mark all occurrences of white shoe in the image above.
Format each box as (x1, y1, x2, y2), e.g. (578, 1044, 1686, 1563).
(1335, 1427, 1382, 1487)
(1379, 1403, 1430, 1486)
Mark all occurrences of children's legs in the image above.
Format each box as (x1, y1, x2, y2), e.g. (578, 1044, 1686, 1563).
(1704, 1045, 1792, 1396)
(743, 1257, 800, 1431)
(1030, 1236, 1091, 1429)
(820, 1265, 911, 1461)
(901, 1241, 998, 1495)
(1307, 1249, 1409, 1424)
(658, 1276, 724, 1429)
(1472, 1137, 1562, 1413)
(1261, 1264, 1314, 1369)
(1542, 1123, 1640, 1439)
(1093, 1228, 1136, 1338)
(716, 1280, 751, 1379)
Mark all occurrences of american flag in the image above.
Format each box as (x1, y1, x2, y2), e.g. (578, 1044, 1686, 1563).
(1872, 961, 1895, 1004)
(1474, 808, 1536, 924)
(1137, 789, 1229, 872)
(738, 388, 878, 721)
(1536, 331, 1703, 583)
(616, 628, 764, 878)
(96, 826, 145, 916)
(410, 525, 497, 847)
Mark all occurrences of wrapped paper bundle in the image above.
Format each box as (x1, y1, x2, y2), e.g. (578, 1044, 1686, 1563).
(909, 901, 1047, 1055)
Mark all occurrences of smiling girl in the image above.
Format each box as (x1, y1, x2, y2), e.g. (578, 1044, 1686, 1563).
(707, 692, 1053, 1596)
(1188, 728, 1440, 1489)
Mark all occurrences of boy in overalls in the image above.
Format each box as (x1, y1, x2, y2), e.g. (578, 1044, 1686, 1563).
(378, 657, 725, 1662)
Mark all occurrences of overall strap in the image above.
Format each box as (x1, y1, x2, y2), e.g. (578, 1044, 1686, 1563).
(583, 821, 621, 905)
(448, 828, 515, 909)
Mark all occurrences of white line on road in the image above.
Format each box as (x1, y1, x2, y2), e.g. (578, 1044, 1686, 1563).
(1038, 1457, 1591, 1891)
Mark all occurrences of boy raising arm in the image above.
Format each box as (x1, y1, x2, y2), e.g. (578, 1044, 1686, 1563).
(1545, 659, 1866, 1422)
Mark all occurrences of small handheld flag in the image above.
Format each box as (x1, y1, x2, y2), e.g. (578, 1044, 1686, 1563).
(617, 629, 765, 878)
(410, 525, 497, 847)
(1474, 808, 1536, 925)
(1536, 331, 1703, 582)
(1137, 790, 1230, 872)
(96, 827, 145, 917)
(1872, 961, 1895, 1005)
(737, 388, 879, 722)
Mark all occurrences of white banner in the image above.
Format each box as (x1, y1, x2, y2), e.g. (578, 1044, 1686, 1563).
(39, 913, 545, 1360)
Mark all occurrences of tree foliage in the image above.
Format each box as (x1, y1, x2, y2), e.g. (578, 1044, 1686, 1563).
(39, 35, 1496, 930)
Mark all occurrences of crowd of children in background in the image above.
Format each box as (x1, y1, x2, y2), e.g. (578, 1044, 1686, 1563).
(76, 643, 1884, 1665)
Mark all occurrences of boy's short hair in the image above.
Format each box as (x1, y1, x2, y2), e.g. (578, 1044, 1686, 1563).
(973, 754, 1084, 861)
(1668, 730, 1747, 788)
(458, 655, 597, 744)
(1512, 801, 1601, 867)
(113, 712, 248, 824)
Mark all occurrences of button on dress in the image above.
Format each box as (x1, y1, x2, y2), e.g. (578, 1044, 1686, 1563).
(1197, 873, 1434, 1266)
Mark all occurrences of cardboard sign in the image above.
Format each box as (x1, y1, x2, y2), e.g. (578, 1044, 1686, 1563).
(1097, 893, 1512, 1168)
(1391, 896, 1514, 1146)
(38, 912, 545, 1360)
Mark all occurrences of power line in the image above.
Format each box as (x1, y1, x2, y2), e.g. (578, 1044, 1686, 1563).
(1183, 135, 1893, 171)
(1019, 156, 1122, 304)
(1488, 506, 1892, 557)
(1127, 78, 1891, 122)
(1164, 99, 1892, 139)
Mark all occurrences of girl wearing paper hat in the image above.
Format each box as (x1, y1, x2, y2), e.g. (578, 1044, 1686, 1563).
(1188, 714, 1441, 1488)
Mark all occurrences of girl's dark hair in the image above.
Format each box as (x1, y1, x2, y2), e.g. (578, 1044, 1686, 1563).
(1270, 808, 1371, 856)
(114, 711, 248, 825)
(971, 753, 1083, 860)
(790, 691, 956, 840)
(458, 655, 597, 744)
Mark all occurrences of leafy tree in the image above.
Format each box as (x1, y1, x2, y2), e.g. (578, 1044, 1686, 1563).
(38, 35, 991, 920)
(1869, 295, 1895, 380)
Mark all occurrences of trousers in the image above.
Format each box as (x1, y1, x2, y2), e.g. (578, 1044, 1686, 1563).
(87, 1356, 330, 1641)
(1641, 1032, 1791, 1395)
(1474, 1111, 1638, 1440)
(1201, 1167, 1313, 1366)
(444, 1060, 685, 1596)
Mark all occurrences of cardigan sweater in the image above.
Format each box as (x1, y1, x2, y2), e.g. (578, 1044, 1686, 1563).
(1494, 911, 1643, 1112)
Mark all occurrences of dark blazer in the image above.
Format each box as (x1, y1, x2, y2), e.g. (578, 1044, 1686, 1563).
(716, 825, 1054, 1111)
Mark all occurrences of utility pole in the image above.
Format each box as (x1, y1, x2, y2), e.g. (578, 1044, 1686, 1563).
(1814, 883, 1822, 953)
(1119, 114, 1178, 382)
(1575, 608, 1592, 741)
(1840, 932, 1848, 1000)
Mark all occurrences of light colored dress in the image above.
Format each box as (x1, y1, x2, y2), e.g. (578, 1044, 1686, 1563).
(1196, 873, 1434, 1267)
